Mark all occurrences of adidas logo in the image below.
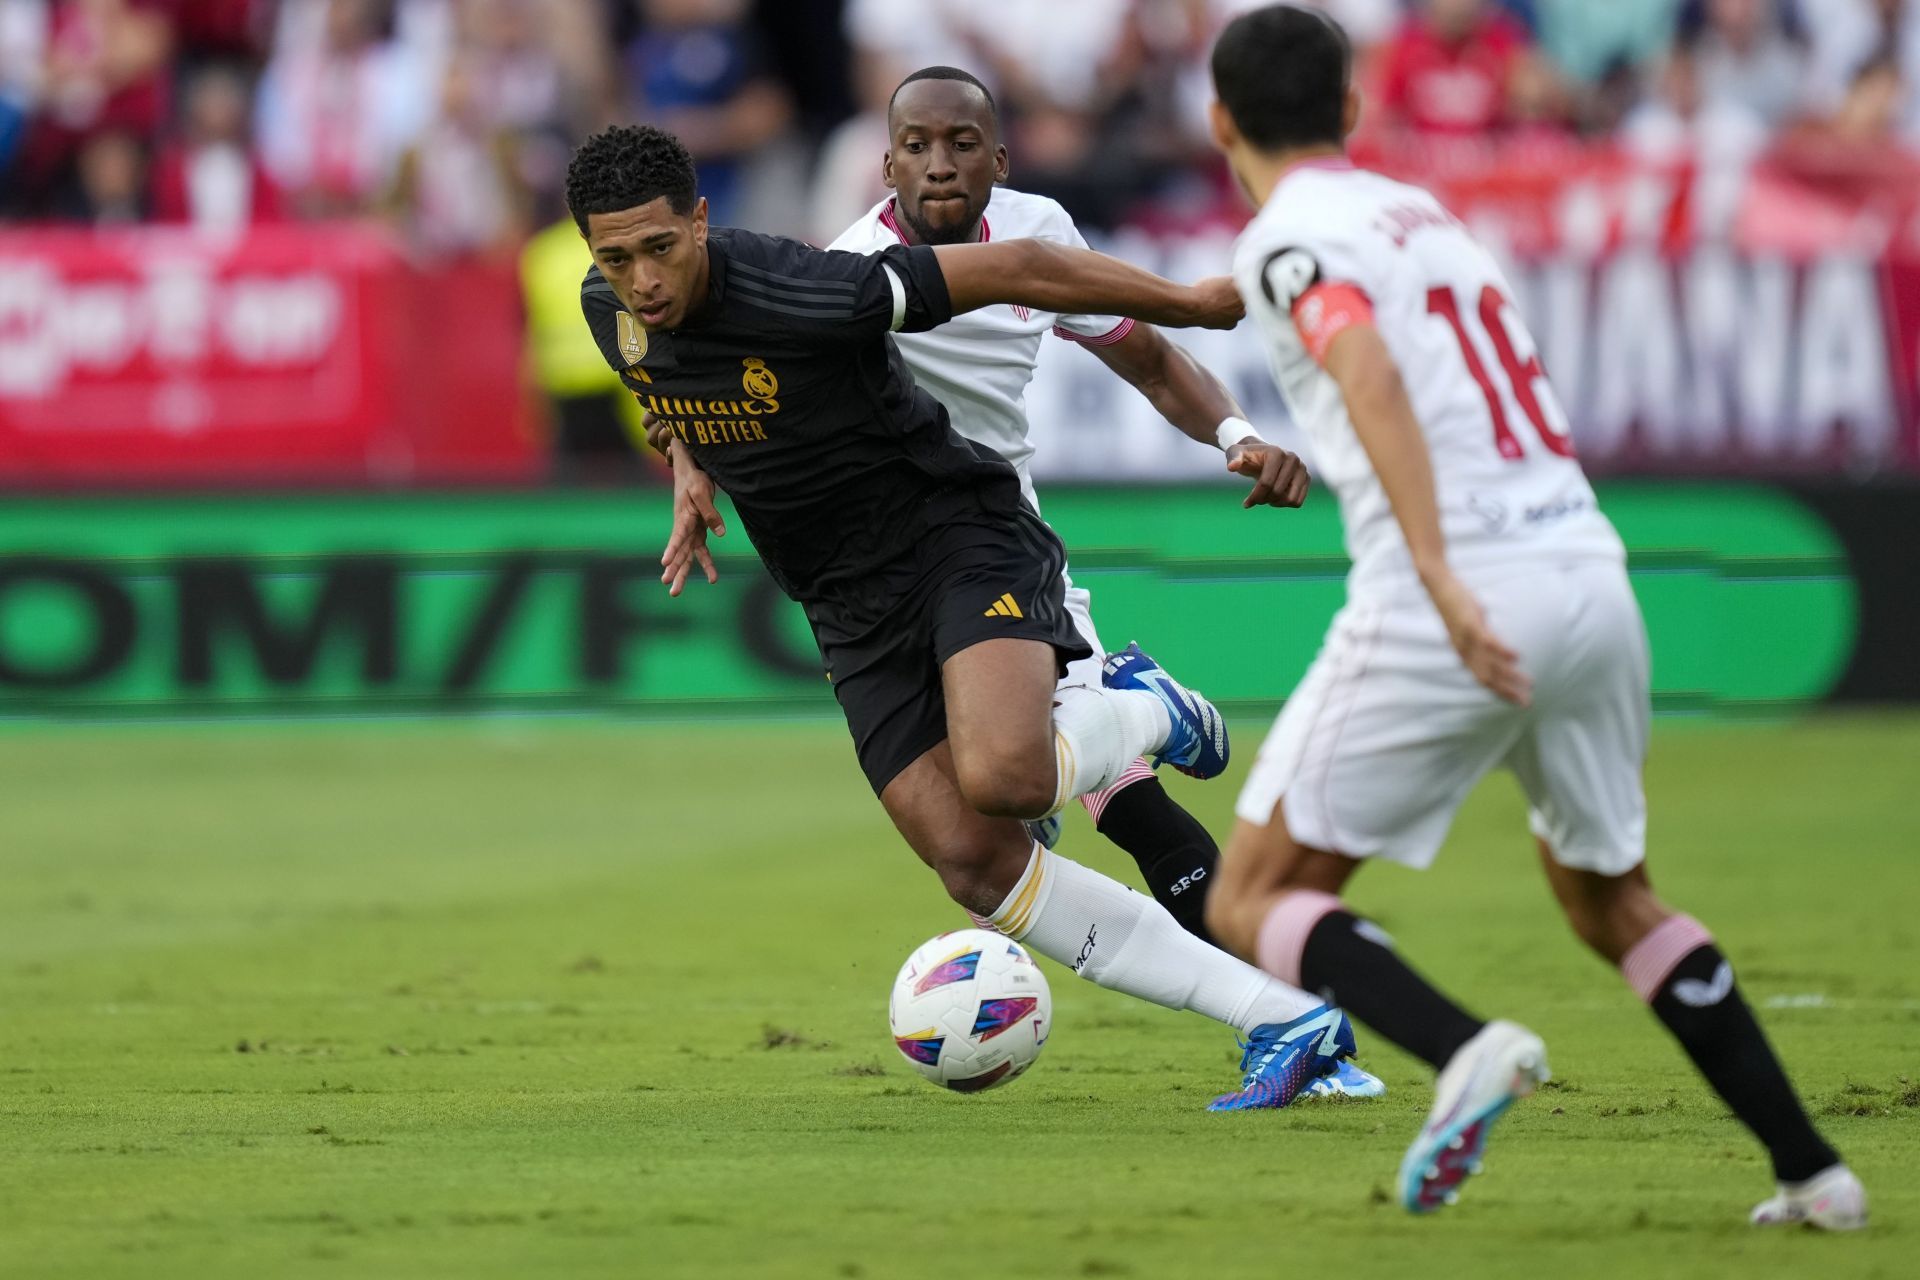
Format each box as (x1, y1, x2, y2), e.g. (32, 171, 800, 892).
(983, 593, 1024, 619)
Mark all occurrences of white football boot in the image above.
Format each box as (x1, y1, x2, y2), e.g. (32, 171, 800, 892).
(1397, 1020, 1550, 1213)
(1751, 1164, 1868, 1231)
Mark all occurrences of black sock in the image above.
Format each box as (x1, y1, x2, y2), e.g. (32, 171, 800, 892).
(1300, 910, 1484, 1069)
(1089, 778, 1217, 943)
(1647, 943, 1839, 1183)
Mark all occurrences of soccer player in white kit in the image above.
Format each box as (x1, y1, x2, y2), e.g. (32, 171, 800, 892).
(1197, 5, 1865, 1224)
(656, 65, 1382, 1108)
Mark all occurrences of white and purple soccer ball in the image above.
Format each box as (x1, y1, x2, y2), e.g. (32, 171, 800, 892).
(888, 929, 1052, 1093)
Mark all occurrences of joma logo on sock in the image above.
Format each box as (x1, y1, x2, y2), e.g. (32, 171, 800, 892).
(1071, 925, 1099, 973)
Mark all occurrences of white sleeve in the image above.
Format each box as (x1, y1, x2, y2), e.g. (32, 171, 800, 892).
(1240, 218, 1388, 321)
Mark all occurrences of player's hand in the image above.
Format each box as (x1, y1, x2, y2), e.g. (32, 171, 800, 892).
(643, 412, 674, 459)
(1185, 276, 1245, 330)
(661, 453, 725, 596)
(1427, 571, 1531, 706)
(1225, 437, 1310, 509)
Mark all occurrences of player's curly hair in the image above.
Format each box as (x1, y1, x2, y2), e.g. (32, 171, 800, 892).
(565, 124, 699, 234)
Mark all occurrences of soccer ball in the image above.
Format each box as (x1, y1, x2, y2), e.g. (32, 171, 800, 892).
(888, 929, 1051, 1092)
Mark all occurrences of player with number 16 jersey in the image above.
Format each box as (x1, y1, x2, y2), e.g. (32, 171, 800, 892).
(1202, 3, 1859, 1228)
(1236, 165, 1623, 604)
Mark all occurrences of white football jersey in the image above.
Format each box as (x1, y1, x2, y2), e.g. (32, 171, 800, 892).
(1234, 160, 1623, 598)
(830, 187, 1133, 510)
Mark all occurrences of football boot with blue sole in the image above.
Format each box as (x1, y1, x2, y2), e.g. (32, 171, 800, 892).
(1207, 1004, 1357, 1111)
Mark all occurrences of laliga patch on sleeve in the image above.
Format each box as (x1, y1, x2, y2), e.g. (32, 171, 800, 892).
(1291, 282, 1374, 365)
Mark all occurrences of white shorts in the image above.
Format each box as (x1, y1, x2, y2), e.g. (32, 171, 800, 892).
(1234, 558, 1649, 875)
(1058, 573, 1107, 689)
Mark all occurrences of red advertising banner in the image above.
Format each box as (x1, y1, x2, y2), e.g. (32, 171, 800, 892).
(0, 224, 540, 486)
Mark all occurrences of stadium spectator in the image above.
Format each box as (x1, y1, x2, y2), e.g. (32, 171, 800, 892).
(254, 0, 437, 216)
(66, 125, 146, 222)
(1621, 44, 1770, 236)
(624, 0, 792, 225)
(806, 45, 894, 245)
(1799, 0, 1920, 135)
(1533, 0, 1682, 88)
(1778, 51, 1919, 157)
(170, 0, 269, 65)
(1687, 0, 1807, 127)
(1503, 43, 1582, 153)
(13, 0, 174, 211)
(1377, 0, 1537, 137)
(385, 51, 531, 258)
(0, 0, 46, 190)
(1623, 42, 1770, 162)
(149, 63, 284, 229)
(456, 0, 571, 134)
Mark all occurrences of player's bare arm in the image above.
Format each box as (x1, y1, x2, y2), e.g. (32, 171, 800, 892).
(1321, 323, 1530, 706)
(932, 240, 1244, 331)
(1091, 323, 1309, 509)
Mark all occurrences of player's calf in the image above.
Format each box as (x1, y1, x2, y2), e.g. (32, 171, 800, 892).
(1086, 771, 1217, 941)
(1542, 852, 1854, 1202)
(882, 744, 1053, 916)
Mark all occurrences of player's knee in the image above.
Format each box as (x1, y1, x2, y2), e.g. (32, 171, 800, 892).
(951, 745, 1053, 819)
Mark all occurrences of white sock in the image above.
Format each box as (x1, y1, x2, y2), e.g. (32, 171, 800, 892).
(987, 842, 1322, 1032)
(1047, 684, 1171, 817)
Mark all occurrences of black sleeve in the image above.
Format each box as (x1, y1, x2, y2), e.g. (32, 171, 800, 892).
(728, 238, 953, 343)
(580, 268, 649, 393)
(871, 243, 954, 336)
(581, 269, 626, 373)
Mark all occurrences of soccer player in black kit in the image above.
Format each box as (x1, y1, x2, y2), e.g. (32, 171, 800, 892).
(569, 123, 1369, 1107)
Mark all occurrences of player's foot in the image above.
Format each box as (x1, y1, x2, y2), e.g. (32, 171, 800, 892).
(1303, 1058, 1388, 1100)
(1397, 1020, 1549, 1214)
(1751, 1164, 1868, 1231)
(1024, 815, 1062, 850)
(1206, 1004, 1355, 1111)
(1101, 642, 1229, 779)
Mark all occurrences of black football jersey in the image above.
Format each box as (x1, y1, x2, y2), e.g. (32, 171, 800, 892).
(582, 228, 1020, 604)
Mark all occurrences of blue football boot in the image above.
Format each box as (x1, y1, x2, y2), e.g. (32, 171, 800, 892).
(1206, 1004, 1357, 1111)
(1100, 642, 1230, 780)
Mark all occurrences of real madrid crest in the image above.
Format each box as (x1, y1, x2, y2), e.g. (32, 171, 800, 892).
(616, 310, 648, 366)
(741, 358, 779, 399)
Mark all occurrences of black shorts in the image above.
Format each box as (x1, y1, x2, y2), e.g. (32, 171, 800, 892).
(805, 490, 1091, 795)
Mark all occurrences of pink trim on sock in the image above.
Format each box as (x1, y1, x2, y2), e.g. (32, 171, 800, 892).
(1079, 759, 1157, 826)
(1622, 913, 1713, 1003)
(1254, 890, 1344, 988)
(965, 911, 999, 933)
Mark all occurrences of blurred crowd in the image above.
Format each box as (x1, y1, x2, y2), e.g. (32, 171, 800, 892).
(3, 0, 1920, 247)
(5, 0, 1917, 481)
(5, 0, 1920, 249)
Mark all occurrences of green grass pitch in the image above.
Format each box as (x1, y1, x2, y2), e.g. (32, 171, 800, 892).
(1, 713, 1915, 1279)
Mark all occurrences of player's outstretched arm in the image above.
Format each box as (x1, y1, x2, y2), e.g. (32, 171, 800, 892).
(1091, 322, 1308, 509)
(932, 240, 1244, 330)
(1323, 323, 1531, 705)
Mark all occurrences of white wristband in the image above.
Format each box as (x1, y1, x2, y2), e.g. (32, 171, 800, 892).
(1214, 416, 1254, 451)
